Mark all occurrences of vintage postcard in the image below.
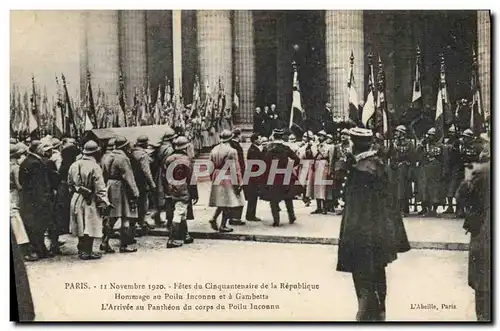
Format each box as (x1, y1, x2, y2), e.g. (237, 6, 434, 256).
(10, 9, 491, 322)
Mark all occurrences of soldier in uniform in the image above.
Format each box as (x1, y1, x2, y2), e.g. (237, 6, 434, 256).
(101, 136, 139, 253)
(260, 128, 301, 226)
(442, 126, 462, 215)
(456, 129, 484, 218)
(154, 129, 177, 228)
(417, 128, 445, 217)
(101, 138, 115, 168)
(244, 133, 263, 222)
(337, 128, 410, 321)
(330, 128, 353, 214)
(228, 128, 246, 225)
(131, 135, 157, 235)
(10, 143, 33, 261)
(253, 107, 265, 136)
(50, 138, 63, 170)
(456, 154, 490, 321)
(19, 142, 56, 259)
(309, 130, 331, 214)
(162, 136, 198, 248)
(67, 141, 112, 260)
(208, 130, 245, 232)
(285, 134, 299, 153)
(389, 125, 417, 216)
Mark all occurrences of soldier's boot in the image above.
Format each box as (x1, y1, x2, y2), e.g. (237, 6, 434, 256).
(167, 222, 183, 248)
(119, 226, 138, 253)
(182, 220, 194, 244)
(219, 212, 233, 233)
(443, 198, 454, 214)
(321, 200, 328, 214)
(285, 199, 296, 224)
(311, 200, 323, 214)
(418, 203, 429, 216)
(100, 220, 116, 253)
(77, 236, 86, 258)
(86, 237, 102, 260)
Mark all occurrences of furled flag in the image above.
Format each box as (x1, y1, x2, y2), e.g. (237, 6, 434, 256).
(164, 78, 172, 107)
(217, 78, 226, 116)
(233, 76, 240, 115)
(192, 75, 200, 118)
(10, 84, 17, 134)
(54, 75, 65, 134)
(412, 46, 422, 104)
(84, 72, 96, 130)
(154, 84, 162, 125)
(62, 74, 77, 136)
(29, 76, 39, 133)
(375, 56, 389, 138)
(470, 50, 484, 135)
(118, 72, 127, 127)
(204, 80, 212, 119)
(289, 61, 305, 132)
(361, 53, 376, 128)
(347, 51, 360, 124)
(434, 54, 453, 140)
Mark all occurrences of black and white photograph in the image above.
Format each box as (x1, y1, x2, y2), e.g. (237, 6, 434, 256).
(9, 8, 491, 322)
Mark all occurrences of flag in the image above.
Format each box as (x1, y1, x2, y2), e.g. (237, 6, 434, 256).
(470, 50, 484, 135)
(347, 51, 360, 124)
(118, 73, 128, 127)
(10, 85, 17, 134)
(29, 77, 39, 133)
(435, 54, 453, 140)
(154, 84, 162, 125)
(192, 75, 200, 118)
(62, 74, 77, 136)
(412, 46, 422, 104)
(361, 54, 376, 128)
(233, 76, 240, 114)
(289, 62, 305, 132)
(375, 56, 389, 138)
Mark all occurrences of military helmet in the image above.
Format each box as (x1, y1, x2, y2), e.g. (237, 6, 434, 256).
(396, 125, 407, 134)
(136, 135, 149, 145)
(288, 134, 296, 142)
(427, 127, 436, 136)
(174, 136, 190, 150)
(162, 128, 177, 142)
(317, 130, 327, 136)
(448, 125, 457, 134)
(461, 128, 474, 138)
(114, 136, 129, 149)
(83, 140, 101, 155)
(107, 138, 116, 150)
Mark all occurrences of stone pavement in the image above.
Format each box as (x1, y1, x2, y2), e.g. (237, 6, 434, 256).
(26, 238, 476, 322)
(146, 182, 470, 251)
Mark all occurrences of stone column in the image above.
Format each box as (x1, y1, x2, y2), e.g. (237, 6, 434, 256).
(119, 10, 147, 110)
(232, 10, 255, 126)
(478, 10, 491, 118)
(172, 10, 183, 97)
(325, 10, 364, 118)
(85, 10, 120, 101)
(197, 10, 232, 105)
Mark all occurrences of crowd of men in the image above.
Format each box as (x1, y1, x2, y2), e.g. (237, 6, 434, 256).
(9, 116, 491, 320)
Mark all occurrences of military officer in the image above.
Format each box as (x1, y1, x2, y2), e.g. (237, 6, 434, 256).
(244, 133, 263, 222)
(162, 136, 198, 248)
(330, 128, 353, 214)
(228, 128, 246, 225)
(389, 125, 417, 216)
(260, 128, 301, 226)
(208, 130, 245, 233)
(68, 141, 112, 260)
(337, 128, 410, 321)
(286, 134, 299, 153)
(442, 126, 462, 215)
(154, 128, 177, 228)
(417, 128, 445, 216)
(131, 135, 157, 235)
(101, 136, 139, 253)
(456, 155, 490, 321)
(101, 138, 115, 170)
